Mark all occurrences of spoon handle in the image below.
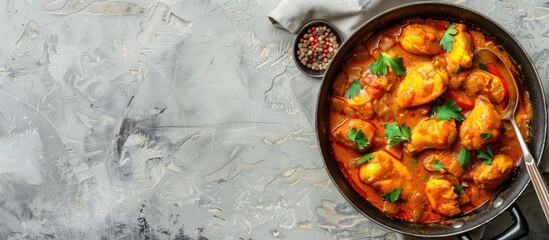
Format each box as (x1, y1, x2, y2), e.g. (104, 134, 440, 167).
(511, 119, 549, 224)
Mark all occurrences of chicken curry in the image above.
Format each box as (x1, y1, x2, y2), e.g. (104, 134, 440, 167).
(328, 19, 533, 223)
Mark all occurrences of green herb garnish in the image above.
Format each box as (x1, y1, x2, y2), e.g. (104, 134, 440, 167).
(480, 132, 491, 140)
(440, 24, 458, 52)
(479, 63, 488, 71)
(357, 153, 373, 165)
(431, 160, 447, 171)
(434, 101, 464, 122)
(344, 80, 364, 99)
(381, 188, 402, 203)
(458, 147, 471, 168)
(477, 146, 494, 164)
(347, 128, 370, 150)
(452, 65, 464, 74)
(454, 184, 466, 193)
(368, 53, 406, 76)
(384, 122, 411, 147)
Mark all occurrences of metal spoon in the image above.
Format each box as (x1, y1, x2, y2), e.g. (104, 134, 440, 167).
(473, 48, 549, 224)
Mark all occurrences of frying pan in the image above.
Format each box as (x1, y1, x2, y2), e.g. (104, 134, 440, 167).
(316, 2, 547, 239)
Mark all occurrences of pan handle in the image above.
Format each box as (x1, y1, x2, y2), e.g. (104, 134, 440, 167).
(456, 204, 528, 240)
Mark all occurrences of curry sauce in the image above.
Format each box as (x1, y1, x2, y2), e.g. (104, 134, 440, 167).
(328, 19, 532, 223)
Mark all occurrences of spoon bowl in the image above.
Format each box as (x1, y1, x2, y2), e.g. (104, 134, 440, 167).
(472, 49, 518, 120)
(473, 48, 549, 224)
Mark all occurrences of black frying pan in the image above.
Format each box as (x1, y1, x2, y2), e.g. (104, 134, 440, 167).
(316, 2, 547, 239)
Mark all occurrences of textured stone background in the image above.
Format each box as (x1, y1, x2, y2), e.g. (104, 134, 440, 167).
(0, 0, 547, 239)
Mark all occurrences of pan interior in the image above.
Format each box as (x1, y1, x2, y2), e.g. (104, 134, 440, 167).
(316, 2, 547, 237)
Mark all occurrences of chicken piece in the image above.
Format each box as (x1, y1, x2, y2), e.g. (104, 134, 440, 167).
(473, 155, 515, 189)
(332, 118, 376, 152)
(404, 119, 457, 155)
(423, 154, 464, 177)
(359, 151, 411, 198)
(331, 97, 375, 120)
(398, 24, 443, 55)
(363, 72, 396, 92)
(460, 96, 501, 150)
(397, 62, 449, 108)
(448, 71, 469, 90)
(469, 30, 488, 49)
(446, 24, 474, 73)
(464, 69, 506, 104)
(345, 86, 382, 119)
(333, 79, 384, 119)
(425, 178, 461, 217)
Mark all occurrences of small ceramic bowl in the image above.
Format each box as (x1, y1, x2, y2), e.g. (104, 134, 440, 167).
(293, 19, 344, 78)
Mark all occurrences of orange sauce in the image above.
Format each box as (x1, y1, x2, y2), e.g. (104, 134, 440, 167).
(328, 19, 533, 223)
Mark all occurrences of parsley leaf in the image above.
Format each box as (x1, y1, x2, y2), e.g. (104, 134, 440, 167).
(347, 128, 370, 150)
(476, 146, 494, 164)
(368, 53, 406, 76)
(344, 80, 364, 99)
(355, 138, 370, 150)
(384, 122, 411, 147)
(454, 184, 466, 193)
(458, 147, 471, 168)
(431, 160, 447, 171)
(434, 101, 464, 122)
(480, 132, 491, 140)
(479, 63, 488, 71)
(369, 56, 389, 75)
(381, 188, 402, 203)
(451, 65, 464, 74)
(439, 24, 458, 52)
(357, 153, 373, 165)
